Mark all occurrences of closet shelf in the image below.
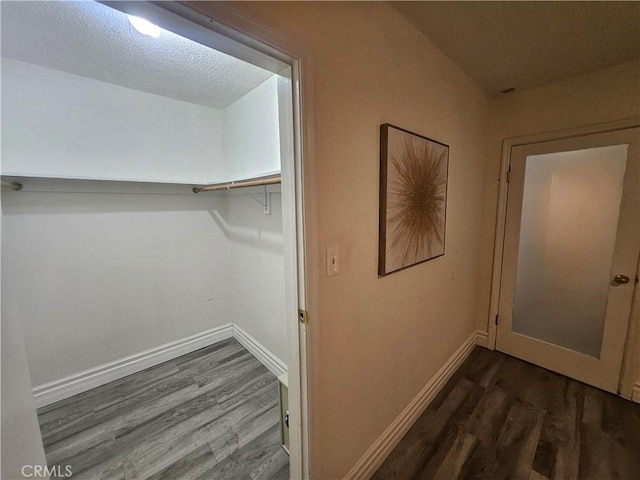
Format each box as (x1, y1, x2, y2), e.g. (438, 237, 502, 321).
(192, 174, 281, 194)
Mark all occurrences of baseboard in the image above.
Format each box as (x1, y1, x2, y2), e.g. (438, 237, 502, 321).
(633, 382, 640, 403)
(33, 322, 288, 408)
(33, 323, 233, 408)
(344, 331, 477, 480)
(232, 324, 287, 378)
(476, 330, 489, 348)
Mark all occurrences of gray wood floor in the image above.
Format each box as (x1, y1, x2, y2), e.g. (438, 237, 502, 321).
(374, 347, 640, 480)
(37, 338, 289, 480)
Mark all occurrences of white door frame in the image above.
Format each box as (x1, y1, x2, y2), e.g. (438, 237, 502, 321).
(487, 117, 640, 393)
(102, 2, 318, 477)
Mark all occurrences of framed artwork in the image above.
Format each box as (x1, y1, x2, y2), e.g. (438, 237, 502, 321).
(378, 123, 449, 276)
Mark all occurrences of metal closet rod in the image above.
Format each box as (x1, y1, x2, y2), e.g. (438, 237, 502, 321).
(192, 174, 281, 193)
(1, 180, 23, 191)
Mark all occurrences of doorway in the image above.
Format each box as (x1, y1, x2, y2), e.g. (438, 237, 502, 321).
(494, 127, 639, 393)
(1, 0, 311, 478)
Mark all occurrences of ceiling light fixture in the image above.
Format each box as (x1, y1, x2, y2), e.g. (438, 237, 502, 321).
(127, 15, 160, 38)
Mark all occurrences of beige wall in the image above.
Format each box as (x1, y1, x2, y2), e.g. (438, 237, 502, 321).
(197, 2, 491, 478)
(476, 60, 640, 393)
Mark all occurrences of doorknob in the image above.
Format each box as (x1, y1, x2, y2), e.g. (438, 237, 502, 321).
(613, 274, 630, 284)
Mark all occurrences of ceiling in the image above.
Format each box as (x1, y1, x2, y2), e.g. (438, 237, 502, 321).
(2, 2, 636, 103)
(0, 1, 274, 109)
(393, 1, 640, 97)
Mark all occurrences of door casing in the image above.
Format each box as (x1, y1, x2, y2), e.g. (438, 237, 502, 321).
(101, 2, 318, 477)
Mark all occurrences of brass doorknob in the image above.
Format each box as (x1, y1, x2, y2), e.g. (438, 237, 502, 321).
(614, 274, 630, 284)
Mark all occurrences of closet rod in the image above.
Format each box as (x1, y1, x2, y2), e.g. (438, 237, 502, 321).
(192, 174, 281, 194)
(1, 180, 23, 191)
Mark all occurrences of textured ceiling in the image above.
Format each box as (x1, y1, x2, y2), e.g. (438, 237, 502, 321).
(1, 1, 274, 109)
(393, 1, 640, 96)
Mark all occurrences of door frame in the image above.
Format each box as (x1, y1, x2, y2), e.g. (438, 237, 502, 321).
(496, 129, 639, 392)
(487, 117, 640, 395)
(101, 2, 318, 477)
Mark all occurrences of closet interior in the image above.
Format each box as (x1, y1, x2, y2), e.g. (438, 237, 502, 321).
(1, 1, 295, 478)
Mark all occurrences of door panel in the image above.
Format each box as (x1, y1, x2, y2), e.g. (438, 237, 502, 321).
(496, 128, 639, 393)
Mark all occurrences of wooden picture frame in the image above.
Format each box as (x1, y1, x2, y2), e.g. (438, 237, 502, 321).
(378, 123, 449, 276)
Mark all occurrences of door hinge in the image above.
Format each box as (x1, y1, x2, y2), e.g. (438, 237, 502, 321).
(495, 314, 499, 325)
(298, 309, 309, 325)
(506, 166, 511, 183)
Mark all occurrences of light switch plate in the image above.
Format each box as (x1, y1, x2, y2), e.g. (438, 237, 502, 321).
(327, 246, 340, 276)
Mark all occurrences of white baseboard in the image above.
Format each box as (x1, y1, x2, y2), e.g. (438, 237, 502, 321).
(232, 324, 287, 378)
(345, 331, 477, 480)
(33, 324, 233, 408)
(33, 323, 289, 409)
(476, 330, 489, 348)
(632, 382, 640, 403)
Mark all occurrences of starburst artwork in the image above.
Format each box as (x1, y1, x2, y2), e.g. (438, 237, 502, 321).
(378, 124, 449, 275)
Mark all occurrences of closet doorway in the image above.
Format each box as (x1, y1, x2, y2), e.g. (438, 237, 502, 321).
(1, 1, 310, 478)
(492, 126, 639, 393)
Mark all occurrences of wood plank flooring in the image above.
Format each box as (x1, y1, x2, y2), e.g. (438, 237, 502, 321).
(37, 338, 289, 480)
(374, 347, 640, 480)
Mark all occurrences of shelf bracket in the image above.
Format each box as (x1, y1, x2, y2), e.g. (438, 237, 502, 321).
(250, 185, 271, 215)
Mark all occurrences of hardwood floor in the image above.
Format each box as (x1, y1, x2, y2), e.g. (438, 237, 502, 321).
(374, 347, 640, 480)
(37, 338, 289, 480)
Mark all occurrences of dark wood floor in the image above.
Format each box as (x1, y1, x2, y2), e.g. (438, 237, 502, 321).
(374, 347, 640, 480)
(37, 338, 289, 480)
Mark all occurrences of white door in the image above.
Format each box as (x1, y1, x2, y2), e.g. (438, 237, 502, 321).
(496, 127, 639, 393)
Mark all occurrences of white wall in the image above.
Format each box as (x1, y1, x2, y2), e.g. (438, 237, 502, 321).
(225, 192, 287, 363)
(1, 192, 232, 385)
(221, 76, 285, 360)
(2, 187, 287, 388)
(1, 55, 286, 388)
(223, 75, 280, 180)
(1, 212, 49, 480)
(1, 58, 225, 183)
(2, 59, 281, 185)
